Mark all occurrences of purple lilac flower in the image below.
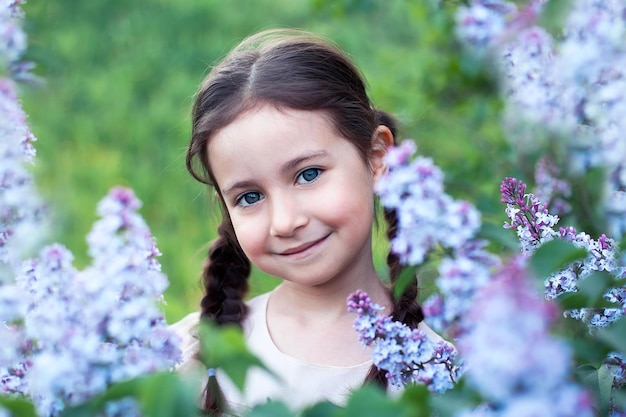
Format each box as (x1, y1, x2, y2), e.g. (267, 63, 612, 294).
(1, 188, 181, 417)
(347, 290, 459, 393)
(458, 258, 594, 417)
(500, 177, 559, 256)
(377, 142, 499, 337)
(501, 177, 625, 328)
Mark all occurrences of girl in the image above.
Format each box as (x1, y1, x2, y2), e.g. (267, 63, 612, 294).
(172, 28, 441, 416)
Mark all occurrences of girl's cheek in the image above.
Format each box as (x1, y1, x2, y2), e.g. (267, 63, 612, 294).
(231, 219, 265, 251)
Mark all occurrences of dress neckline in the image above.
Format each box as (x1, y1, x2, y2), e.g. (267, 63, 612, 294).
(250, 291, 373, 371)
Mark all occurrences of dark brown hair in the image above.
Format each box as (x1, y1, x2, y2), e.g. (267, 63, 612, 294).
(186, 28, 423, 415)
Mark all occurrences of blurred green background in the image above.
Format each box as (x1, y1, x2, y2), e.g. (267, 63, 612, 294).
(20, 0, 515, 323)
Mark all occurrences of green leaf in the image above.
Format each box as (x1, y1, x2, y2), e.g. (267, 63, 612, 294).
(248, 401, 294, 417)
(597, 365, 614, 410)
(557, 271, 618, 310)
(537, 0, 571, 35)
(568, 337, 612, 364)
(613, 386, 626, 411)
(0, 396, 38, 417)
(430, 378, 482, 417)
(398, 384, 431, 417)
(136, 372, 199, 417)
(596, 317, 626, 355)
(344, 385, 406, 417)
(529, 239, 587, 281)
(60, 372, 200, 417)
(575, 364, 612, 416)
(198, 321, 274, 391)
(393, 265, 418, 300)
(301, 401, 344, 417)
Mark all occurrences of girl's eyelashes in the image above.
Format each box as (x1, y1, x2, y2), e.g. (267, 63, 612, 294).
(236, 191, 265, 207)
(233, 168, 321, 207)
(296, 167, 322, 184)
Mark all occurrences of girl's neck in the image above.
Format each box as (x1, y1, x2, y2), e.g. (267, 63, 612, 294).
(269, 268, 391, 323)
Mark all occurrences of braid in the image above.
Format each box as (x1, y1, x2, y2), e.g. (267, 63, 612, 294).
(200, 221, 250, 326)
(364, 112, 424, 390)
(198, 219, 251, 415)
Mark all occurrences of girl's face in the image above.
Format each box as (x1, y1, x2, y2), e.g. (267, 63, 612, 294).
(208, 105, 389, 288)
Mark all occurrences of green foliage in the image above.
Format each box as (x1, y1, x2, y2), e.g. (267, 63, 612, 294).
(529, 239, 587, 282)
(558, 271, 620, 311)
(0, 397, 38, 417)
(20, 0, 511, 323)
(58, 372, 199, 417)
(197, 321, 273, 391)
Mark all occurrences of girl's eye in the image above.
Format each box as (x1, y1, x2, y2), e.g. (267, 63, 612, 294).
(236, 191, 264, 207)
(296, 168, 321, 184)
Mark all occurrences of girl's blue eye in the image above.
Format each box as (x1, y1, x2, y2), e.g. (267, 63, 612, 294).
(237, 192, 264, 207)
(297, 168, 321, 184)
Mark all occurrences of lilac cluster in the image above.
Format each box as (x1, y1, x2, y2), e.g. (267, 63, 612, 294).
(347, 290, 459, 393)
(456, 0, 626, 240)
(501, 177, 624, 326)
(377, 141, 499, 337)
(0, 29, 43, 272)
(458, 258, 594, 417)
(1, 3, 181, 415)
(0, 1, 39, 400)
(500, 177, 559, 256)
(0, 188, 182, 416)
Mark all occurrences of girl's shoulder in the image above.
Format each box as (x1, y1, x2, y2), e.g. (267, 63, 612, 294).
(168, 292, 271, 360)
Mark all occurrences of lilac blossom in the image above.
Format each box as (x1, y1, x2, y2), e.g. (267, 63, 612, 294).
(0, 74, 42, 272)
(347, 290, 459, 393)
(458, 258, 594, 417)
(377, 141, 499, 337)
(501, 177, 624, 327)
(0, 188, 182, 417)
(0, 0, 39, 396)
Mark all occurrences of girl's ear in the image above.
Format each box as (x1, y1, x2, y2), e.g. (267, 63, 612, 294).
(369, 125, 394, 182)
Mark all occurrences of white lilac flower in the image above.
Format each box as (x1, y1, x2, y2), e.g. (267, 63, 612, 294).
(459, 259, 594, 416)
(347, 290, 459, 393)
(0, 78, 43, 272)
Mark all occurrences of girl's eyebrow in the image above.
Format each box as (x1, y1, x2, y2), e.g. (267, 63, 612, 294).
(221, 150, 329, 196)
(280, 150, 328, 176)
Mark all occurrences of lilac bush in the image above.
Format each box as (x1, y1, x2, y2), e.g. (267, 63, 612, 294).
(456, 0, 626, 239)
(454, 2, 626, 414)
(0, 2, 181, 416)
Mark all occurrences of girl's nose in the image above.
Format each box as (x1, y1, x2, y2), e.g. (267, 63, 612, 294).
(269, 194, 308, 237)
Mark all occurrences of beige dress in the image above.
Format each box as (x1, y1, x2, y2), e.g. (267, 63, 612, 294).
(170, 292, 373, 415)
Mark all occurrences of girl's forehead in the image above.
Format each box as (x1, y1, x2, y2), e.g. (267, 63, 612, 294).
(210, 106, 341, 156)
(207, 106, 364, 185)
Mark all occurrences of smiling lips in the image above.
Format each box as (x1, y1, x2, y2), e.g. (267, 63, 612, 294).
(278, 234, 330, 257)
